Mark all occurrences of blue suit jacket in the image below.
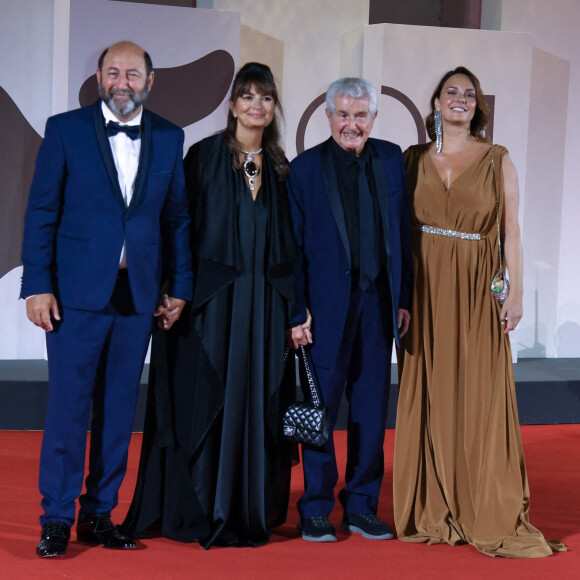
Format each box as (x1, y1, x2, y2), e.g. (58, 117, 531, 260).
(286, 137, 413, 368)
(21, 102, 193, 313)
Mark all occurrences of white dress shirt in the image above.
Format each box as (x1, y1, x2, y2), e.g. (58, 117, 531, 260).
(101, 101, 142, 267)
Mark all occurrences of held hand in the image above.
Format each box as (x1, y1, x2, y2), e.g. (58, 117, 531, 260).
(286, 309, 314, 349)
(26, 293, 60, 332)
(397, 308, 411, 339)
(154, 293, 171, 316)
(500, 293, 523, 334)
(154, 294, 186, 330)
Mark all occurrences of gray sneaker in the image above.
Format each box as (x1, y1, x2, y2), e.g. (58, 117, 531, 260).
(341, 513, 393, 540)
(298, 516, 337, 542)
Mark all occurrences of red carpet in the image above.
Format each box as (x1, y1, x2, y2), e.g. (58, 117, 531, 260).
(1, 426, 577, 579)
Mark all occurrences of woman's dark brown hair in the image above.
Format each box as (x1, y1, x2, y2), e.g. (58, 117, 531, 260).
(223, 62, 289, 180)
(425, 66, 490, 142)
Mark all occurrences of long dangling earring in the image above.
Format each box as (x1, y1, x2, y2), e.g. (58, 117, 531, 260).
(434, 110, 443, 154)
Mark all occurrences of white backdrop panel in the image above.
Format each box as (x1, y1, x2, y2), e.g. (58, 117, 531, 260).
(364, 24, 532, 361)
(67, 0, 239, 149)
(0, 0, 239, 359)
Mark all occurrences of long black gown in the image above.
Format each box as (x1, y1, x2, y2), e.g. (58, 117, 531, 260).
(123, 133, 297, 548)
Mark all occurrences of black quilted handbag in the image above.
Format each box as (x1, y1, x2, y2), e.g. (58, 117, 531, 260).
(281, 345, 329, 447)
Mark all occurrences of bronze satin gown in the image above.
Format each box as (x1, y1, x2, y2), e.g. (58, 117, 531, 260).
(393, 144, 565, 558)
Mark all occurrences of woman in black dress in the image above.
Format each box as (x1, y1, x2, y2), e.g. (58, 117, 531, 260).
(123, 63, 298, 548)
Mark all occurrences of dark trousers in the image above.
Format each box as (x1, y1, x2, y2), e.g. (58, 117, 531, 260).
(39, 272, 153, 526)
(298, 279, 393, 519)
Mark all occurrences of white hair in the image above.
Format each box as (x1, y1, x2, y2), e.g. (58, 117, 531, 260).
(325, 77, 378, 116)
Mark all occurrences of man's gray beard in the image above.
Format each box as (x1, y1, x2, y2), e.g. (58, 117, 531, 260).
(98, 82, 150, 116)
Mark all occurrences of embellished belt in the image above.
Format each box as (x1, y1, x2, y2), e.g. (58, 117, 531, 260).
(415, 224, 482, 241)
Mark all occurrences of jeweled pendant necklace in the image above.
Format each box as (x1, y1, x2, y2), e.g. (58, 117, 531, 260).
(241, 147, 262, 191)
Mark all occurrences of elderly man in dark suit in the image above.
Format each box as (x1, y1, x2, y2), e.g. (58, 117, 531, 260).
(286, 77, 412, 542)
(21, 41, 193, 557)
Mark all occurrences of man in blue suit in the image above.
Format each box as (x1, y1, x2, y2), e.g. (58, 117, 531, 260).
(21, 41, 193, 557)
(286, 78, 412, 542)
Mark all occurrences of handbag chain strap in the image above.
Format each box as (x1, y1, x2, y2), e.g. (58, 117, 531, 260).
(283, 345, 323, 408)
(490, 146, 504, 275)
(299, 344, 322, 408)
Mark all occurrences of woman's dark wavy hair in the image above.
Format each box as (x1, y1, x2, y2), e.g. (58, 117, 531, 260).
(223, 62, 289, 180)
(425, 66, 490, 142)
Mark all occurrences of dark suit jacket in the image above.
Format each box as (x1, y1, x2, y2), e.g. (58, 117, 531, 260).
(286, 137, 412, 368)
(21, 102, 193, 313)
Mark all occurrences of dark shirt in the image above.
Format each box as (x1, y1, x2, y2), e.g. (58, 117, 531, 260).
(329, 138, 386, 289)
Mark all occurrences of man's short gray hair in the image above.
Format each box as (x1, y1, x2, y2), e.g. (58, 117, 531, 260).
(326, 77, 378, 117)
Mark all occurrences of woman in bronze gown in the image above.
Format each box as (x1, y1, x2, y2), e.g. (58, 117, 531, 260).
(123, 63, 298, 548)
(393, 67, 566, 558)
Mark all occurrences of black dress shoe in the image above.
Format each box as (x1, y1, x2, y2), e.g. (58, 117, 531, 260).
(76, 515, 136, 549)
(36, 522, 71, 558)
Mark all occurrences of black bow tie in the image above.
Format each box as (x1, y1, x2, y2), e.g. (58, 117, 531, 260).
(106, 120, 141, 140)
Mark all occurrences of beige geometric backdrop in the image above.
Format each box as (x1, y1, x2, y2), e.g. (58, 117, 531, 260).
(1, 0, 579, 360)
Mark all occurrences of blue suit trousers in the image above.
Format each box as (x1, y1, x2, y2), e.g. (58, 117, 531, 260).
(298, 280, 393, 519)
(40, 276, 152, 526)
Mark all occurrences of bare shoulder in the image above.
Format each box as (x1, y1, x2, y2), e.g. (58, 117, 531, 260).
(499, 150, 520, 194)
